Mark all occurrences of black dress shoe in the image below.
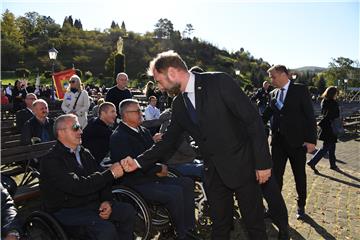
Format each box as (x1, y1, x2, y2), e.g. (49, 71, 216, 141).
(296, 208, 305, 220)
(330, 166, 340, 171)
(307, 162, 319, 174)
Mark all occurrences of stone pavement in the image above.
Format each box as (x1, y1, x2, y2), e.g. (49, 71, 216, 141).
(228, 133, 360, 240)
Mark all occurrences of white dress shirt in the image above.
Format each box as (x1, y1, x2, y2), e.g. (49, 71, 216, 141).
(277, 80, 291, 103)
(183, 72, 196, 108)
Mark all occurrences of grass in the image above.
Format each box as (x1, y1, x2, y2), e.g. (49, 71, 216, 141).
(1, 78, 17, 85)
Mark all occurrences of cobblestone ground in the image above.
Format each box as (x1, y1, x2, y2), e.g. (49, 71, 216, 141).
(227, 133, 360, 240)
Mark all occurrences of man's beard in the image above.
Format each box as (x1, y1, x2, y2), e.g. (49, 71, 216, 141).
(166, 83, 181, 96)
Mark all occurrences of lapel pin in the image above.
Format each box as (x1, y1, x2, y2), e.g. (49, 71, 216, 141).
(197, 86, 202, 90)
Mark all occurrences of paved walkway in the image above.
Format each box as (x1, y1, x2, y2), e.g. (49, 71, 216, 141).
(227, 133, 360, 240)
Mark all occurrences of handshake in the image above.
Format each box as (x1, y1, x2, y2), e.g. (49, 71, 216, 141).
(109, 156, 139, 179)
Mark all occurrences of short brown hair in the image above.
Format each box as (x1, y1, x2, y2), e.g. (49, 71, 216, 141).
(267, 65, 289, 75)
(99, 102, 115, 116)
(148, 95, 157, 102)
(147, 50, 188, 76)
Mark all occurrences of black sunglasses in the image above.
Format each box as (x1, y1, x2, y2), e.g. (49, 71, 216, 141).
(71, 123, 81, 131)
(69, 80, 76, 83)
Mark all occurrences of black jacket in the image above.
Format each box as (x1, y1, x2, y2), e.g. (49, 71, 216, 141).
(263, 82, 317, 147)
(82, 118, 113, 164)
(39, 141, 115, 213)
(21, 116, 55, 145)
(318, 99, 339, 143)
(15, 108, 33, 133)
(136, 72, 272, 189)
(1, 183, 21, 237)
(110, 121, 162, 186)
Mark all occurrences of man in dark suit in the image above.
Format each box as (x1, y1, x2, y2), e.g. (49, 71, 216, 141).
(110, 99, 197, 240)
(263, 65, 317, 220)
(21, 99, 55, 145)
(15, 93, 37, 133)
(121, 50, 272, 240)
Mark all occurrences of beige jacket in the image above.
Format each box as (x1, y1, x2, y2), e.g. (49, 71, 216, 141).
(61, 90, 90, 128)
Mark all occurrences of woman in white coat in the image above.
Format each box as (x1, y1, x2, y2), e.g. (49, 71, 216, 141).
(61, 75, 90, 128)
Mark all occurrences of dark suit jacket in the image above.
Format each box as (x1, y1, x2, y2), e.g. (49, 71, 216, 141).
(40, 141, 114, 213)
(21, 116, 55, 145)
(109, 122, 162, 186)
(15, 108, 33, 133)
(136, 72, 272, 189)
(82, 118, 113, 164)
(263, 82, 317, 147)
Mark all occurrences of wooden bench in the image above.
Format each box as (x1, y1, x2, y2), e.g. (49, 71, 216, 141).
(344, 121, 360, 133)
(1, 141, 56, 204)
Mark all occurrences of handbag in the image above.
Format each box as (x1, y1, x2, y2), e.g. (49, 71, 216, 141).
(331, 117, 345, 137)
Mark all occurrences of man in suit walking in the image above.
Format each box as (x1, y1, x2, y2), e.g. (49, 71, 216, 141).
(121, 50, 272, 240)
(263, 65, 317, 220)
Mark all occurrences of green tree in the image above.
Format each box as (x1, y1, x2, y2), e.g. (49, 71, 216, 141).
(74, 19, 83, 30)
(182, 23, 194, 38)
(1, 10, 25, 70)
(154, 18, 174, 39)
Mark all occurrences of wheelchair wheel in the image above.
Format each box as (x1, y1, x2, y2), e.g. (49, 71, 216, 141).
(112, 185, 152, 240)
(24, 211, 68, 240)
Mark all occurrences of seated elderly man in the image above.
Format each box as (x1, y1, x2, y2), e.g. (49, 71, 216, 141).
(82, 102, 117, 164)
(110, 99, 198, 240)
(21, 99, 55, 145)
(15, 93, 37, 133)
(40, 114, 134, 240)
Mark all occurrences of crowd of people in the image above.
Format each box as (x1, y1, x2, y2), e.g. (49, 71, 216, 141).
(1, 50, 344, 240)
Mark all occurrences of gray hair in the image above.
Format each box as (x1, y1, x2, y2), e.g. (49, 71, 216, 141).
(32, 99, 48, 108)
(53, 114, 78, 138)
(116, 72, 128, 81)
(119, 99, 139, 117)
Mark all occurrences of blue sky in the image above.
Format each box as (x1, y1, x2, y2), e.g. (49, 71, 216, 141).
(2, 0, 359, 69)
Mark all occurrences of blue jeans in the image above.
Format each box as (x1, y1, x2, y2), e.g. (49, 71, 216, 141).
(308, 141, 337, 168)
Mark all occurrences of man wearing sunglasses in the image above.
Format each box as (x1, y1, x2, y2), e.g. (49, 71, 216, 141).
(40, 114, 135, 240)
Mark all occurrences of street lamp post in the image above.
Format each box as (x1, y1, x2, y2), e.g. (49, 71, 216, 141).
(344, 79, 348, 100)
(48, 47, 58, 102)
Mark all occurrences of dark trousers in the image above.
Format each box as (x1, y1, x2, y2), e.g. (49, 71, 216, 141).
(204, 166, 267, 240)
(132, 177, 195, 239)
(271, 136, 307, 208)
(261, 175, 289, 228)
(308, 141, 337, 168)
(53, 201, 135, 240)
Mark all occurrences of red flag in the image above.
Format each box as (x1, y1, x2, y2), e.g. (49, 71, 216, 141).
(53, 69, 76, 100)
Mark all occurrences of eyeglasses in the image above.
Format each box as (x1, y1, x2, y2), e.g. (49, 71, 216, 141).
(126, 109, 142, 114)
(69, 80, 76, 84)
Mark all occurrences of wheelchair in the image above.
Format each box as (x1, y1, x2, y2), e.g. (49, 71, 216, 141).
(23, 184, 173, 240)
